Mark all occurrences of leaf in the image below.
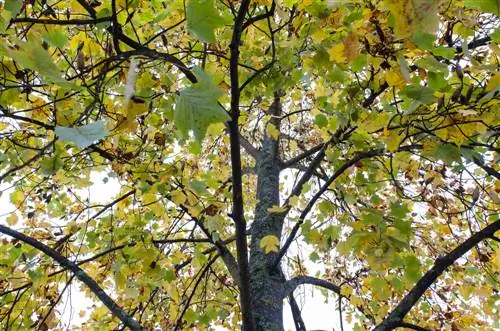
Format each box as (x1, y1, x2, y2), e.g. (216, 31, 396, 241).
(10, 191, 24, 207)
(267, 205, 288, 213)
(186, 0, 226, 43)
(42, 28, 69, 48)
(4, 0, 23, 17)
(171, 190, 187, 205)
(266, 123, 280, 140)
(411, 32, 435, 50)
(433, 143, 461, 165)
(328, 43, 347, 63)
(55, 121, 108, 148)
(259, 235, 280, 254)
(464, 0, 499, 15)
(174, 68, 230, 143)
(404, 255, 421, 283)
(6, 214, 18, 226)
(401, 85, 437, 104)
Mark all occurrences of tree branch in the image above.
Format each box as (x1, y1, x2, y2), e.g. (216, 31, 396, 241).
(228, 1, 255, 330)
(288, 294, 307, 331)
(373, 220, 500, 331)
(0, 225, 144, 331)
(282, 275, 340, 299)
(10, 17, 112, 25)
(274, 145, 421, 268)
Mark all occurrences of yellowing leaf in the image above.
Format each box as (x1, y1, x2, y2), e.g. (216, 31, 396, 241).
(10, 191, 24, 207)
(328, 44, 347, 63)
(6, 214, 18, 226)
(171, 190, 187, 205)
(384, 130, 403, 152)
(386, 69, 406, 87)
(267, 205, 288, 213)
(340, 286, 353, 297)
(486, 73, 500, 91)
(266, 123, 280, 140)
(259, 235, 280, 254)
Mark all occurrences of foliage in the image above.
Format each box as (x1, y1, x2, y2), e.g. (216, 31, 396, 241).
(0, 0, 499, 330)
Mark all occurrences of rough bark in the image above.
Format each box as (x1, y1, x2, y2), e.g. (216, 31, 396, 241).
(249, 95, 285, 331)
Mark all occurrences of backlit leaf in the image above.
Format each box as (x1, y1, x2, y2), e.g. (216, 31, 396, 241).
(174, 68, 230, 143)
(186, 0, 227, 43)
(55, 121, 108, 148)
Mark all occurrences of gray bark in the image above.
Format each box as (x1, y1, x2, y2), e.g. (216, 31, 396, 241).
(249, 95, 285, 331)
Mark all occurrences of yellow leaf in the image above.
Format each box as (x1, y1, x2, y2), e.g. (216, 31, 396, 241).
(171, 190, 187, 205)
(259, 235, 280, 254)
(266, 123, 280, 140)
(486, 73, 500, 92)
(10, 191, 24, 207)
(267, 205, 288, 213)
(493, 248, 500, 272)
(386, 69, 406, 87)
(297, 0, 313, 10)
(142, 193, 157, 205)
(6, 214, 18, 226)
(383, 130, 403, 152)
(328, 44, 347, 63)
(289, 195, 299, 206)
(340, 286, 353, 297)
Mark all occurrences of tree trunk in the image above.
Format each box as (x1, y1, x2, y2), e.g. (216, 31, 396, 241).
(249, 95, 285, 330)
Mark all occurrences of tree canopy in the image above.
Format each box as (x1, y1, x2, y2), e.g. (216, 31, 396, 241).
(0, 0, 499, 330)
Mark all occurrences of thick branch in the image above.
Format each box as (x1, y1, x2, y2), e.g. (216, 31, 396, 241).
(0, 225, 144, 331)
(373, 220, 500, 331)
(228, 1, 255, 330)
(282, 276, 340, 299)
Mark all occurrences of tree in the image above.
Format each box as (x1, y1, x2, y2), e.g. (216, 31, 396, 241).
(0, 0, 498, 330)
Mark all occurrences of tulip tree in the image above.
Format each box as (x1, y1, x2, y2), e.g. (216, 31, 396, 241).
(0, 0, 499, 330)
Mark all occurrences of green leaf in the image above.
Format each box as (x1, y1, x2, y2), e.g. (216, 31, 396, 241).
(174, 68, 230, 143)
(309, 251, 320, 262)
(314, 114, 328, 128)
(434, 143, 461, 165)
(401, 85, 436, 104)
(42, 29, 68, 48)
(186, 0, 226, 43)
(4, 0, 23, 17)
(7, 38, 77, 89)
(415, 56, 449, 73)
(464, 0, 499, 15)
(404, 255, 421, 283)
(40, 156, 62, 175)
(427, 72, 449, 92)
(491, 29, 500, 43)
(432, 47, 456, 59)
(390, 202, 409, 219)
(411, 32, 435, 50)
(55, 121, 109, 148)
